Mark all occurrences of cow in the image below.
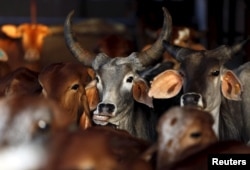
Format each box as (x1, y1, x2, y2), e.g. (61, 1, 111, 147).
(38, 62, 95, 130)
(64, 7, 173, 141)
(141, 106, 217, 169)
(0, 67, 41, 97)
(148, 39, 250, 143)
(0, 95, 67, 170)
(42, 126, 152, 170)
(0, 23, 50, 71)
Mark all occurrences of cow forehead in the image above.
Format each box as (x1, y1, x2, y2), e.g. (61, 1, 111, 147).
(181, 52, 221, 71)
(97, 59, 136, 77)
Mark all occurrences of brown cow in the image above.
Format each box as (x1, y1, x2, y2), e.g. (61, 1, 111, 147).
(141, 106, 217, 169)
(0, 23, 50, 71)
(0, 67, 41, 97)
(38, 62, 95, 129)
(42, 126, 152, 170)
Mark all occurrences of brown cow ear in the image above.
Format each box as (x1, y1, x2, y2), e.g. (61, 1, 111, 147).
(79, 112, 92, 130)
(1, 24, 22, 38)
(85, 80, 99, 111)
(132, 79, 153, 108)
(221, 70, 242, 100)
(148, 70, 183, 99)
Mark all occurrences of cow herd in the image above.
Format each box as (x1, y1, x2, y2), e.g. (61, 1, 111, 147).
(0, 6, 250, 170)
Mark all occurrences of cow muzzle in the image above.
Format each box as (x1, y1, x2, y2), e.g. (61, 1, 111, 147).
(180, 92, 204, 108)
(92, 102, 116, 125)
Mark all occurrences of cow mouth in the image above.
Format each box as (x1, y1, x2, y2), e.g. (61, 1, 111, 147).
(92, 110, 113, 125)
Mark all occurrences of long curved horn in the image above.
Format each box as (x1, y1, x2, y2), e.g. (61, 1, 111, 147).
(230, 38, 249, 55)
(163, 40, 196, 62)
(64, 11, 96, 66)
(137, 7, 173, 66)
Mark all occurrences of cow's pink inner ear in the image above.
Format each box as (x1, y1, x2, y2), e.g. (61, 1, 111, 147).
(1, 25, 22, 38)
(221, 70, 242, 101)
(148, 70, 183, 99)
(132, 79, 153, 108)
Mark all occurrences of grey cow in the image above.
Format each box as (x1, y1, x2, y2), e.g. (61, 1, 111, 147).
(149, 39, 250, 143)
(64, 7, 173, 141)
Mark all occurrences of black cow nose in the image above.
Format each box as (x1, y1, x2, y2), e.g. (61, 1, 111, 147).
(98, 103, 115, 114)
(181, 93, 201, 106)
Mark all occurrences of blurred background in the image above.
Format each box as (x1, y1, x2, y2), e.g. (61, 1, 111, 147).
(0, 0, 249, 68)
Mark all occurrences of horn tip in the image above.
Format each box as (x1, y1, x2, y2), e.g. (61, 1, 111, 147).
(67, 10, 75, 18)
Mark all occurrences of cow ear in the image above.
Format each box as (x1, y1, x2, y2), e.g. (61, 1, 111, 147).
(85, 80, 99, 111)
(79, 111, 92, 130)
(1, 24, 22, 38)
(87, 68, 96, 80)
(79, 88, 92, 130)
(132, 79, 153, 108)
(148, 70, 183, 99)
(221, 70, 242, 100)
(5, 79, 19, 96)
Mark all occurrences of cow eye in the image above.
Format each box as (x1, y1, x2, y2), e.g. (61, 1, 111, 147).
(37, 120, 50, 133)
(190, 132, 202, 138)
(211, 70, 220, 76)
(71, 84, 79, 90)
(126, 76, 134, 83)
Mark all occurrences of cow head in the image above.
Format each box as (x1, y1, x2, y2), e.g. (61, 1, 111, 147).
(149, 39, 249, 110)
(148, 39, 249, 135)
(38, 62, 94, 129)
(64, 7, 172, 126)
(156, 107, 216, 166)
(1, 23, 50, 61)
(0, 67, 42, 97)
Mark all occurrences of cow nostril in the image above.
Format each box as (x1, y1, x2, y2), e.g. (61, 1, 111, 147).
(106, 103, 115, 113)
(98, 103, 115, 114)
(182, 93, 201, 106)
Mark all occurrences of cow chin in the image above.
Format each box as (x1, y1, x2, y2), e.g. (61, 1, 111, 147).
(92, 114, 110, 126)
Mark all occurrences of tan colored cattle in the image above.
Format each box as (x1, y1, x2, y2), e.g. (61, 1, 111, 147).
(38, 62, 95, 130)
(0, 23, 50, 71)
(43, 126, 152, 170)
(141, 106, 217, 169)
(0, 67, 41, 97)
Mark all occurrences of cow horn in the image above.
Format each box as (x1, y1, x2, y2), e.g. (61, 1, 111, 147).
(163, 40, 196, 62)
(206, 38, 250, 61)
(137, 7, 173, 66)
(64, 10, 96, 66)
(229, 38, 249, 57)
